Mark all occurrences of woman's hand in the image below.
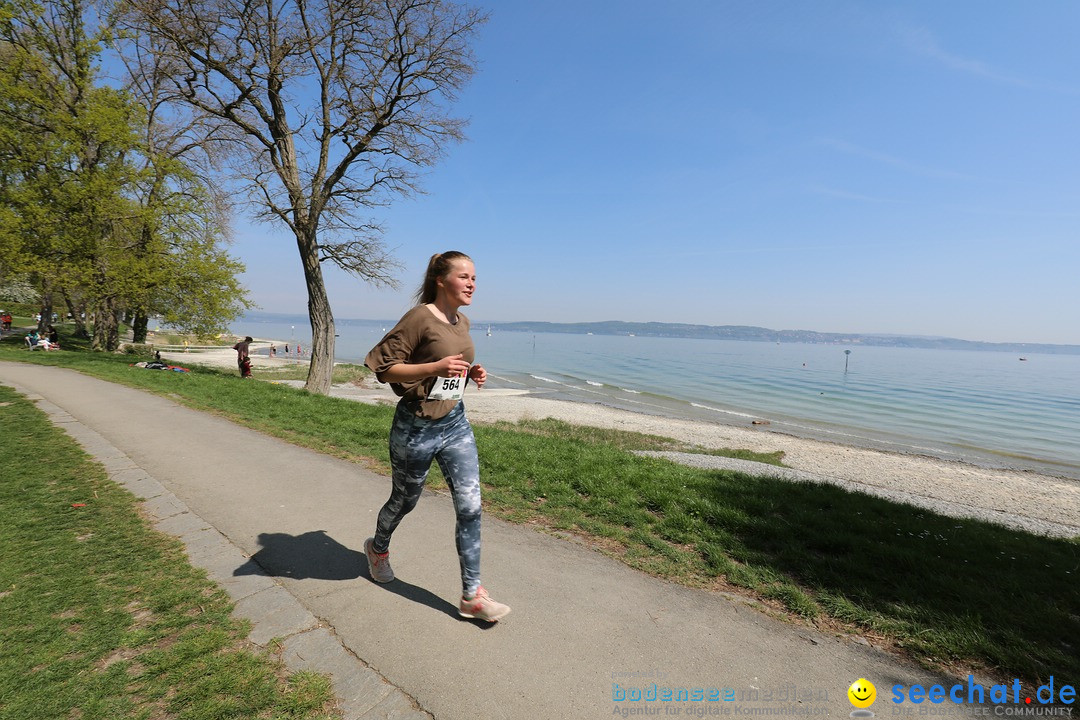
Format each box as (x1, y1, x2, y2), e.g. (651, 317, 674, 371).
(468, 363, 487, 389)
(435, 353, 472, 378)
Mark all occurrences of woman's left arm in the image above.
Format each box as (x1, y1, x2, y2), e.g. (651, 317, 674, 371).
(468, 363, 486, 389)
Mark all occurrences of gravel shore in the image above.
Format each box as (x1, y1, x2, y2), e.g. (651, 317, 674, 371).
(162, 344, 1080, 539)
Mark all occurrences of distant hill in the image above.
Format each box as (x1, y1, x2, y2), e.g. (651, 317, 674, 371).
(488, 320, 1080, 355)
(239, 312, 1079, 355)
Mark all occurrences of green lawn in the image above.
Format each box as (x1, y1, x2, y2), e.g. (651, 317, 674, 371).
(0, 383, 340, 720)
(1, 329, 1077, 688)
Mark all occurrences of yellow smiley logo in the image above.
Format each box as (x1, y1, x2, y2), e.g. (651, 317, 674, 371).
(848, 678, 877, 708)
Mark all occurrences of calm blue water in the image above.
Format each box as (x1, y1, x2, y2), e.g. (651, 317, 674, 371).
(236, 316, 1080, 481)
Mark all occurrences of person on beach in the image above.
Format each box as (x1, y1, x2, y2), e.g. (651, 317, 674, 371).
(233, 336, 253, 378)
(363, 251, 510, 622)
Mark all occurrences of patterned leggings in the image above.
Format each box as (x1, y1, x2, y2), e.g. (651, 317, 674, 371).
(372, 401, 482, 596)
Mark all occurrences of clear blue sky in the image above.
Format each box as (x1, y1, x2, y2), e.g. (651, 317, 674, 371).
(231, 0, 1080, 345)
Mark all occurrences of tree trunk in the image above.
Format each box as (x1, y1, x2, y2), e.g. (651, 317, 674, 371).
(38, 291, 53, 333)
(62, 291, 90, 338)
(297, 225, 335, 394)
(132, 309, 149, 343)
(92, 296, 120, 351)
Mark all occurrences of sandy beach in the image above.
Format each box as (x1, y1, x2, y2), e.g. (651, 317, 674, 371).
(161, 342, 1080, 539)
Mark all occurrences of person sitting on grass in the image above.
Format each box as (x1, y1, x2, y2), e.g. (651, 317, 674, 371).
(26, 331, 55, 351)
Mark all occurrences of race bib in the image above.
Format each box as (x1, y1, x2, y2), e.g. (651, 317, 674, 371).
(427, 375, 466, 401)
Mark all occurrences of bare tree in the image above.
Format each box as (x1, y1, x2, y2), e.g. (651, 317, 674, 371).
(117, 0, 486, 393)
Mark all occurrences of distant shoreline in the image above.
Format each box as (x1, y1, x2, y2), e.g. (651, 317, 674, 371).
(485, 322, 1080, 355)
(236, 312, 1080, 355)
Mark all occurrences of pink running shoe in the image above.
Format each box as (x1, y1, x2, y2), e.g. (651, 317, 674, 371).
(458, 586, 511, 622)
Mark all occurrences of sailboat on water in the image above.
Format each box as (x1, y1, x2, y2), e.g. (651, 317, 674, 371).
(486, 325, 492, 337)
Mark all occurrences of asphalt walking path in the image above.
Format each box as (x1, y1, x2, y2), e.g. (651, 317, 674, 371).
(1, 362, 984, 719)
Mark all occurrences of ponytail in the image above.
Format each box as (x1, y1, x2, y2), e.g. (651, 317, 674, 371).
(414, 251, 472, 305)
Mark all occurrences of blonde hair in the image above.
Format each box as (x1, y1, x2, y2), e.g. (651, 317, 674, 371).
(414, 251, 472, 305)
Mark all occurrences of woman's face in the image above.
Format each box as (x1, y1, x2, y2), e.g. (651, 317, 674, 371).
(437, 259, 476, 307)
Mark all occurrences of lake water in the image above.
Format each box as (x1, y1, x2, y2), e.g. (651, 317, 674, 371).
(236, 315, 1080, 481)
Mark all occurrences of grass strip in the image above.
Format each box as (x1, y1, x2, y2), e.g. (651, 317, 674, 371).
(0, 383, 339, 720)
(2, 333, 1078, 684)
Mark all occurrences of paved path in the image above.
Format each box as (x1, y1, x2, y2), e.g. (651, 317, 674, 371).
(1, 362, 984, 719)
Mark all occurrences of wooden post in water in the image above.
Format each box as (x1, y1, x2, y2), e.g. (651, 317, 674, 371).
(844, 349, 851, 373)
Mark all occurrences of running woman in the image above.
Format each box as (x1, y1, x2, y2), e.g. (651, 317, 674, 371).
(363, 251, 511, 622)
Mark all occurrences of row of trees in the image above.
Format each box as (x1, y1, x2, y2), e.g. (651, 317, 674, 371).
(2, 0, 485, 393)
(1, 0, 251, 350)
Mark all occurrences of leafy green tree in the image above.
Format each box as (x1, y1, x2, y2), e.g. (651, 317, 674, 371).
(2, 0, 146, 346)
(1, 0, 251, 348)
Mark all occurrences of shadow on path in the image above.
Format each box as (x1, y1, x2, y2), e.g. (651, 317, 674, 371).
(233, 530, 473, 622)
(377, 579, 464, 621)
(234, 530, 364, 580)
